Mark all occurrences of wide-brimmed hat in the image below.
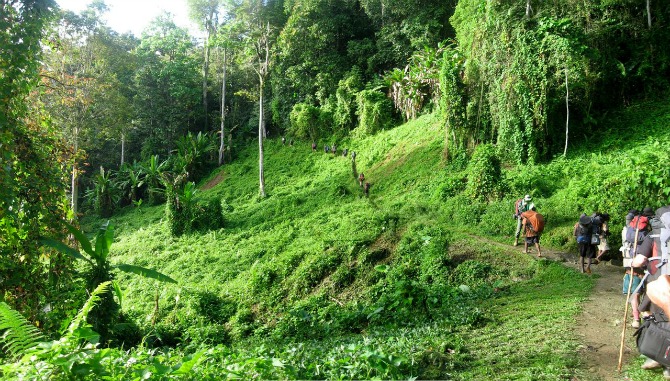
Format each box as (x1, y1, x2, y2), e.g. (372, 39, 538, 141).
(643, 207, 655, 217)
(579, 215, 592, 225)
(524, 194, 532, 201)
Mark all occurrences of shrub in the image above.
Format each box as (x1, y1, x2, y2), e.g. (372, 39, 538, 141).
(288, 102, 322, 141)
(353, 89, 393, 137)
(465, 144, 503, 202)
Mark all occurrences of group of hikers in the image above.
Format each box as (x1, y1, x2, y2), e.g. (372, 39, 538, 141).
(514, 196, 670, 378)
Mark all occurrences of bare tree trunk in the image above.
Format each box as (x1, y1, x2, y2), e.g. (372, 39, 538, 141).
(203, 31, 210, 131)
(563, 68, 569, 156)
(219, 48, 227, 166)
(120, 131, 125, 167)
(71, 125, 79, 216)
(258, 79, 266, 197)
(526, 0, 532, 17)
(647, 0, 652, 28)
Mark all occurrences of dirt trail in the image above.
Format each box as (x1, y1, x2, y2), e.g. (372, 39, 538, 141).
(473, 235, 635, 380)
(574, 259, 635, 381)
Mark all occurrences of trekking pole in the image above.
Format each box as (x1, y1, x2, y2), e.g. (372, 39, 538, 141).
(617, 224, 640, 372)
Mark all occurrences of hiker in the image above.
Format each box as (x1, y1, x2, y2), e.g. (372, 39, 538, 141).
(622, 209, 646, 328)
(648, 275, 670, 317)
(513, 195, 533, 246)
(595, 213, 610, 262)
(520, 206, 544, 257)
(363, 182, 371, 197)
(282, 136, 286, 145)
(312, 142, 317, 152)
(574, 214, 596, 274)
(342, 148, 348, 157)
(351, 151, 356, 162)
(358, 173, 365, 187)
(332, 144, 337, 155)
(324, 145, 330, 153)
(640, 276, 670, 379)
(630, 206, 670, 375)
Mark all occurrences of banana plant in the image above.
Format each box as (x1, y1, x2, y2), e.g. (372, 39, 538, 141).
(41, 221, 176, 341)
(42, 221, 176, 284)
(141, 155, 168, 205)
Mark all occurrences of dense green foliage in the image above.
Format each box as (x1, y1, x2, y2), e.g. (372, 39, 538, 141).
(4, 0, 670, 378)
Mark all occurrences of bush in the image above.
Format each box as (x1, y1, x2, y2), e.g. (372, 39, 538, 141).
(465, 144, 503, 202)
(353, 89, 393, 137)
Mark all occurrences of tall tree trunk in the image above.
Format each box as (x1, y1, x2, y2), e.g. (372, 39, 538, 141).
(647, 0, 652, 28)
(203, 31, 210, 131)
(219, 48, 227, 166)
(525, 0, 532, 17)
(120, 131, 125, 167)
(563, 68, 569, 156)
(71, 125, 79, 216)
(258, 78, 266, 197)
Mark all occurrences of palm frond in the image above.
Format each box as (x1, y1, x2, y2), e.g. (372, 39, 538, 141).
(67, 281, 112, 336)
(0, 302, 45, 359)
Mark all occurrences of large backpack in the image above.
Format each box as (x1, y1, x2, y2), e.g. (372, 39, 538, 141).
(625, 215, 650, 244)
(576, 216, 592, 244)
(522, 210, 545, 235)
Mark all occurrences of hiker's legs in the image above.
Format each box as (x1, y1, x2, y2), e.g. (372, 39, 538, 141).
(524, 241, 529, 254)
(631, 292, 640, 321)
(514, 218, 522, 245)
(535, 243, 542, 257)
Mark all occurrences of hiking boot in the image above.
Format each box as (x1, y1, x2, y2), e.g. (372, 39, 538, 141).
(641, 358, 662, 370)
(586, 267, 592, 274)
(632, 319, 640, 328)
(513, 239, 518, 246)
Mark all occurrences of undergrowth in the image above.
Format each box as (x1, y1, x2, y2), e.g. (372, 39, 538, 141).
(59, 99, 670, 379)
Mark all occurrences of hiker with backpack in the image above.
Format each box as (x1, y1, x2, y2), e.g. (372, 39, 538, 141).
(574, 214, 597, 274)
(628, 206, 670, 375)
(620, 209, 647, 328)
(513, 195, 533, 246)
(521, 206, 544, 257)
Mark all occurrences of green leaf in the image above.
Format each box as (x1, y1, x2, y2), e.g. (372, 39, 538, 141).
(40, 238, 92, 264)
(171, 351, 204, 375)
(72, 326, 100, 344)
(94, 221, 114, 261)
(115, 264, 177, 284)
(65, 222, 94, 256)
(112, 280, 123, 305)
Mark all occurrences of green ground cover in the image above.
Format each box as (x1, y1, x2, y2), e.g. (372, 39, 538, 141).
(25, 99, 669, 379)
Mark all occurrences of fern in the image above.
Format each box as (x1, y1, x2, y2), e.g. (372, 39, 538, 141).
(0, 302, 45, 359)
(67, 281, 112, 337)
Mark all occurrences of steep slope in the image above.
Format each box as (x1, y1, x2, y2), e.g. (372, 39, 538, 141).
(93, 99, 670, 379)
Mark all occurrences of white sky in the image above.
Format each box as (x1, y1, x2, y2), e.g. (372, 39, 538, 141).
(56, 0, 202, 37)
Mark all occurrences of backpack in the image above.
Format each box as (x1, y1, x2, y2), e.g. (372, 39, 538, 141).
(625, 216, 650, 244)
(576, 216, 592, 244)
(522, 210, 545, 235)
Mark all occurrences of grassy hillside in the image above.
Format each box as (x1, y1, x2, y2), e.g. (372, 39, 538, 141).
(83, 99, 670, 378)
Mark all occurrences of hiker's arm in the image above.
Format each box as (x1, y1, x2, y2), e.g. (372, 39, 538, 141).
(632, 254, 648, 267)
(647, 275, 670, 317)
